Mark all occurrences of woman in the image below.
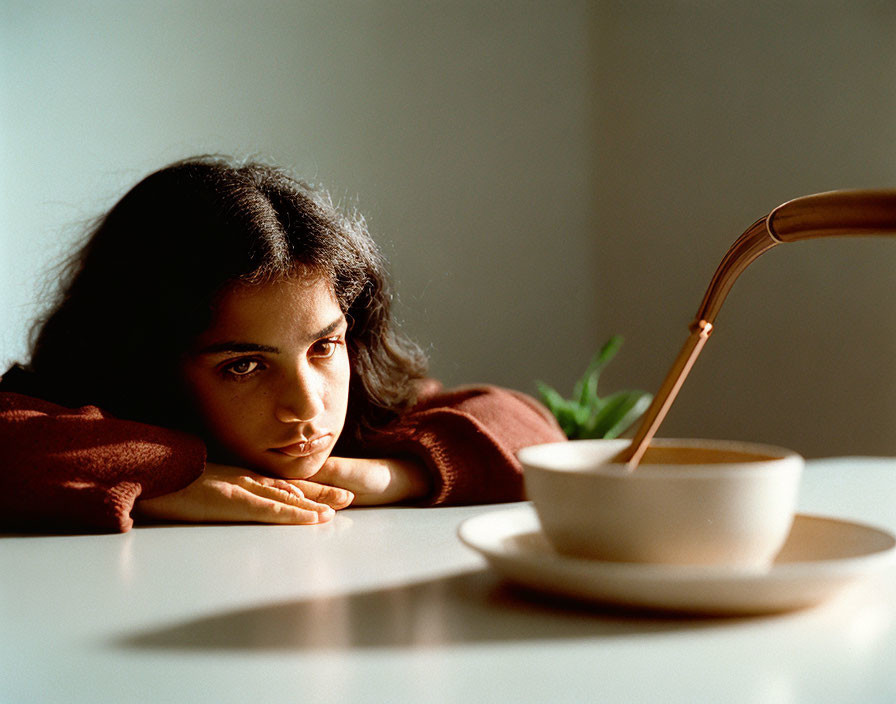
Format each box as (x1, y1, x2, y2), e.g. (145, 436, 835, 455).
(0, 156, 564, 532)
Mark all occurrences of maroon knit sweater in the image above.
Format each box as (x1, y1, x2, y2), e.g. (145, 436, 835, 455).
(0, 381, 564, 533)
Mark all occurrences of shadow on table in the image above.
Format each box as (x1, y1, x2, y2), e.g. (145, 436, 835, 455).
(117, 569, 760, 651)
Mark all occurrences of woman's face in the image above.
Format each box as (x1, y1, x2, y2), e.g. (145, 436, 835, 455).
(180, 274, 350, 480)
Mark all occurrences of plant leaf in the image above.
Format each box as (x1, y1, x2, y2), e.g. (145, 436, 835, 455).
(583, 390, 653, 439)
(574, 335, 624, 406)
(536, 335, 650, 441)
(536, 381, 582, 438)
(535, 381, 565, 414)
(595, 334, 624, 368)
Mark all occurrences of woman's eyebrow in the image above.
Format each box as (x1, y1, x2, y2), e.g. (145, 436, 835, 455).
(196, 318, 346, 355)
(197, 341, 280, 355)
(309, 317, 347, 342)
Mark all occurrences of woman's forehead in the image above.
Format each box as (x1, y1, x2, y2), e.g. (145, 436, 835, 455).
(201, 275, 342, 341)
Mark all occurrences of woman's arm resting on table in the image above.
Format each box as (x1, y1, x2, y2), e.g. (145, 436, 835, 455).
(0, 391, 207, 532)
(0, 392, 350, 532)
(339, 384, 566, 506)
(308, 456, 429, 506)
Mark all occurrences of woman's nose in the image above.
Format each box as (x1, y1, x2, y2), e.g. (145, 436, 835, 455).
(274, 372, 324, 423)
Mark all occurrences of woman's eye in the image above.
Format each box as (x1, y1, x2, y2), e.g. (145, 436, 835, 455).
(223, 359, 260, 377)
(311, 338, 341, 359)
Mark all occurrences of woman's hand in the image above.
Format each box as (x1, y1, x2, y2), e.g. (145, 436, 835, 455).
(309, 456, 430, 506)
(134, 462, 354, 525)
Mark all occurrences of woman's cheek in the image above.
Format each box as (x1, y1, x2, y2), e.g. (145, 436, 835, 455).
(205, 386, 256, 443)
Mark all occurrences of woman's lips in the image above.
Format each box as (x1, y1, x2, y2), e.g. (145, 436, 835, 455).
(272, 433, 333, 458)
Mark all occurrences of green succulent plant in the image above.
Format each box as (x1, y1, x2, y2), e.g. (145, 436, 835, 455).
(536, 335, 652, 440)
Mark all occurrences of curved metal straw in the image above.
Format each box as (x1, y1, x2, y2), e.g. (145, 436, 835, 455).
(618, 189, 896, 469)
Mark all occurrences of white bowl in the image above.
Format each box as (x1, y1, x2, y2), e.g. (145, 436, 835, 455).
(519, 438, 803, 567)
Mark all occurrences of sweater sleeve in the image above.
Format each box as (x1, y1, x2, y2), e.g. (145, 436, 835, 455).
(358, 384, 566, 506)
(0, 392, 206, 533)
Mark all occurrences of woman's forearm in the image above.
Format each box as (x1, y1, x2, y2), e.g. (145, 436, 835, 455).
(0, 391, 206, 532)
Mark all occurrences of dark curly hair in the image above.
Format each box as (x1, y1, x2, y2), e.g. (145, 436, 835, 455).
(26, 156, 427, 441)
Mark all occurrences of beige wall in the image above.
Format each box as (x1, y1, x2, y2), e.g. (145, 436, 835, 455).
(2, 1, 894, 457)
(591, 2, 896, 457)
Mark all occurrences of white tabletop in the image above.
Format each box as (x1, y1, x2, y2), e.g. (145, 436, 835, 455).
(2, 457, 895, 704)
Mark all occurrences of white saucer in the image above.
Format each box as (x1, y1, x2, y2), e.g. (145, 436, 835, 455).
(458, 505, 896, 615)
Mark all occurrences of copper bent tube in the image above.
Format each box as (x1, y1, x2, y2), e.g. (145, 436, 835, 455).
(618, 189, 896, 469)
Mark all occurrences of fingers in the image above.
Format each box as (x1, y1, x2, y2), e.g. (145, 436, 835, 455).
(235, 476, 336, 524)
(136, 466, 345, 526)
(252, 475, 353, 511)
(141, 463, 359, 525)
(231, 486, 334, 524)
(291, 480, 354, 510)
